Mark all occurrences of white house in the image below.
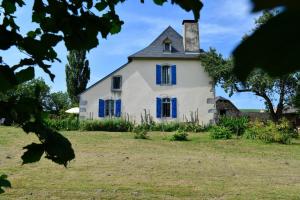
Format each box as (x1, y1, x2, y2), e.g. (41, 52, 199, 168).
(79, 20, 216, 124)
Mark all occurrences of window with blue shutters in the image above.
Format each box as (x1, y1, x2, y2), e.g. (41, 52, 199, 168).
(157, 97, 177, 119)
(156, 64, 176, 85)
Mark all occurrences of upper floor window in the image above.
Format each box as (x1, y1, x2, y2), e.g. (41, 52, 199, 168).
(112, 76, 122, 91)
(156, 64, 176, 85)
(162, 65, 171, 85)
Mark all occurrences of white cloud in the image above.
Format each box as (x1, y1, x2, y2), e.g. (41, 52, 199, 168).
(200, 23, 237, 35)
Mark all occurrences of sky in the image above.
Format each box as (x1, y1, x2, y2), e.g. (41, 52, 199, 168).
(2, 0, 267, 109)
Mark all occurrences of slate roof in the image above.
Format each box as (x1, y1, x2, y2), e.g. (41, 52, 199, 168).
(215, 96, 229, 102)
(129, 26, 201, 59)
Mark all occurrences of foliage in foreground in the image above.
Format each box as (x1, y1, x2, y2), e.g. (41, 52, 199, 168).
(0, 174, 11, 194)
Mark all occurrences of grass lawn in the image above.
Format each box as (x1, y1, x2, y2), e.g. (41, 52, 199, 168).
(0, 126, 300, 200)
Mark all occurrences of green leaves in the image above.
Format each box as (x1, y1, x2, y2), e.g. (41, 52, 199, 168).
(15, 67, 35, 84)
(151, 0, 203, 20)
(0, 65, 17, 92)
(95, 0, 108, 11)
(171, 0, 203, 20)
(21, 143, 45, 164)
(251, 0, 300, 11)
(0, 174, 11, 194)
(22, 122, 75, 167)
(233, 1, 300, 81)
(153, 0, 167, 6)
(2, 0, 17, 14)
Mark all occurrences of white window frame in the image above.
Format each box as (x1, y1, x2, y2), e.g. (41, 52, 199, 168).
(161, 65, 172, 85)
(111, 75, 122, 91)
(105, 99, 115, 117)
(161, 97, 171, 118)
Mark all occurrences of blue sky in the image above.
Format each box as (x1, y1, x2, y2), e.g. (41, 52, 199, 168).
(2, 0, 267, 109)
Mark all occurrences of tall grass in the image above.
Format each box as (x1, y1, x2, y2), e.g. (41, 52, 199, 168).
(79, 119, 134, 132)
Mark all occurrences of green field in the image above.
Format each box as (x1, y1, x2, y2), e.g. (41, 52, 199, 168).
(0, 126, 300, 199)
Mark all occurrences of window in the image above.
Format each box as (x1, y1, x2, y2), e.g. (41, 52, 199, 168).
(80, 100, 88, 106)
(162, 98, 171, 118)
(105, 100, 115, 117)
(162, 65, 171, 85)
(79, 108, 86, 112)
(112, 76, 122, 90)
(164, 42, 171, 52)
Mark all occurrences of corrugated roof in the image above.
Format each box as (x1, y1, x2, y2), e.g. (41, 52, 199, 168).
(129, 26, 201, 59)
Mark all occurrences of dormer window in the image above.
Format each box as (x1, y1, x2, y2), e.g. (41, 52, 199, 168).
(164, 42, 171, 52)
(163, 38, 172, 53)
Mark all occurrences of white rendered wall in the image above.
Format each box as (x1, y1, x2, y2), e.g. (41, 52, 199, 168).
(79, 58, 215, 125)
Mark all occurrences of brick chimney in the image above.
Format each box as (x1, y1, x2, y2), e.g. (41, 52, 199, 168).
(182, 20, 200, 53)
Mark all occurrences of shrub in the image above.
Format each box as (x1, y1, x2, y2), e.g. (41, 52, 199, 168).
(44, 117, 79, 131)
(218, 116, 249, 136)
(133, 126, 149, 139)
(244, 119, 293, 144)
(79, 119, 133, 132)
(151, 122, 206, 133)
(244, 120, 264, 140)
(210, 126, 232, 139)
(170, 130, 189, 141)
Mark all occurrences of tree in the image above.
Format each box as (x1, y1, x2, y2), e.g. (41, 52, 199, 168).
(0, 0, 203, 193)
(0, 78, 50, 104)
(201, 49, 299, 121)
(46, 92, 71, 115)
(232, 1, 300, 111)
(201, 11, 299, 121)
(66, 50, 90, 104)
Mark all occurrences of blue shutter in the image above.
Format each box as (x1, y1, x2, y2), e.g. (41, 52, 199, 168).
(156, 64, 162, 85)
(98, 99, 105, 118)
(172, 98, 177, 118)
(156, 97, 162, 118)
(171, 65, 176, 85)
(115, 99, 121, 117)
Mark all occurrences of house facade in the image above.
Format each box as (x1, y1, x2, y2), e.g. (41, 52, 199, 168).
(79, 20, 216, 124)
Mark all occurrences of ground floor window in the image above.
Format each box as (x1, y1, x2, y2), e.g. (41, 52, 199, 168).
(105, 100, 115, 117)
(162, 98, 171, 118)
